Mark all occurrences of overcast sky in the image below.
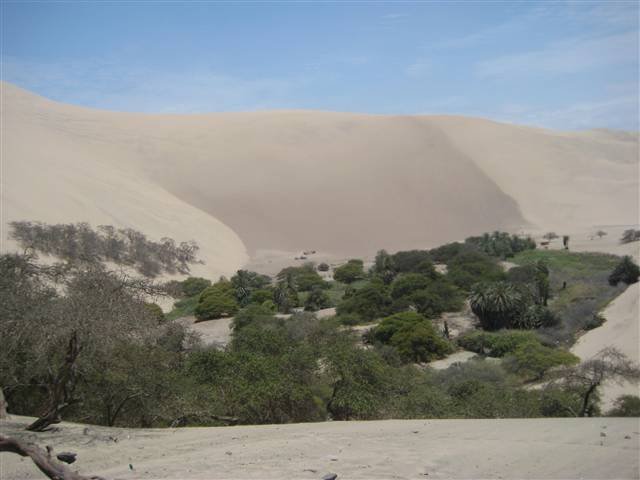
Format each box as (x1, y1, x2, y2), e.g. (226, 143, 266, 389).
(2, 1, 638, 130)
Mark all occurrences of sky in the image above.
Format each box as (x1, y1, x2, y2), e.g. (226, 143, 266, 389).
(1, 1, 638, 130)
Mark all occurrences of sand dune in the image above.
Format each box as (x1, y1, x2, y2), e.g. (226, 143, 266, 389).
(2, 82, 637, 278)
(2, 415, 638, 480)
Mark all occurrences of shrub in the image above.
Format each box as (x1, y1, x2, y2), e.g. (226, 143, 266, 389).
(370, 312, 453, 363)
(390, 273, 432, 300)
(143, 302, 165, 324)
(608, 256, 640, 286)
(607, 395, 640, 417)
(457, 330, 540, 357)
(335, 313, 363, 326)
(583, 313, 605, 331)
(304, 287, 332, 311)
(333, 259, 365, 284)
(180, 277, 212, 297)
(446, 251, 506, 291)
(336, 280, 391, 321)
(249, 288, 274, 305)
(389, 250, 432, 274)
(465, 231, 536, 259)
(277, 264, 327, 292)
(317, 262, 330, 272)
(195, 281, 239, 321)
(504, 341, 579, 381)
(517, 304, 559, 329)
(620, 229, 640, 244)
(232, 304, 276, 331)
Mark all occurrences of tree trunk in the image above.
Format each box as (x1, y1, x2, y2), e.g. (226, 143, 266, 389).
(0, 387, 7, 419)
(27, 332, 81, 432)
(580, 383, 599, 417)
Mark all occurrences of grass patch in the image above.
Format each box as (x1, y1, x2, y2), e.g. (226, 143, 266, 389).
(512, 249, 626, 345)
(165, 295, 199, 321)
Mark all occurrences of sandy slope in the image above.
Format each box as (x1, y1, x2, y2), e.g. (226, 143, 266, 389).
(2, 82, 637, 269)
(2, 416, 638, 480)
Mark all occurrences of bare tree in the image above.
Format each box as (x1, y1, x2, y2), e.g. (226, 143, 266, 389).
(555, 347, 640, 417)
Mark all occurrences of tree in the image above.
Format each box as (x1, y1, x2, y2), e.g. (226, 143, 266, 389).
(446, 251, 506, 291)
(595, 230, 607, 239)
(195, 280, 239, 320)
(504, 341, 578, 381)
(336, 280, 391, 321)
(543, 232, 559, 240)
(180, 277, 211, 297)
(369, 312, 453, 363)
(231, 270, 271, 306)
(555, 347, 640, 417)
(304, 287, 331, 311)
(333, 259, 365, 284)
(273, 273, 298, 313)
(620, 229, 640, 244)
(469, 282, 526, 330)
(371, 249, 396, 284)
(562, 235, 570, 250)
(607, 395, 640, 417)
(608, 256, 640, 286)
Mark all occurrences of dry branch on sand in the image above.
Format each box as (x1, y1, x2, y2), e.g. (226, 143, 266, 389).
(0, 435, 106, 480)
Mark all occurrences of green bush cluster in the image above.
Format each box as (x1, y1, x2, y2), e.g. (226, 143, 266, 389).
(608, 256, 640, 286)
(368, 312, 454, 363)
(195, 280, 239, 321)
(464, 231, 536, 259)
(333, 259, 365, 284)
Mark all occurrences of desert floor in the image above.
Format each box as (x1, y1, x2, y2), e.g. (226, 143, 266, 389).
(2, 416, 639, 480)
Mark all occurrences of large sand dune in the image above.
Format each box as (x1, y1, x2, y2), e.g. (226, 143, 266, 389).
(2, 82, 638, 278)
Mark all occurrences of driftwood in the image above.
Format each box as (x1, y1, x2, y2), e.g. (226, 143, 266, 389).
(0, 435, 106, 480)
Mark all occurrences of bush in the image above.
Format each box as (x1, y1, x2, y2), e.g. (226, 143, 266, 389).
(620, 229, 640, 244)
(195, 281, 239, 321)
(390, 273, 432, 300)
(447, 251, 506, 291)
(369, 312, 453, 363)
(458, 330, 540, 357)
(249, 288, 274, 305)
(317, 262, 330, 272)
(335, 313, 363, 326)
(504, 341, 578, 381)
(389, 250, 432, 274)
(518, 304, 559, 329)
(465, 232, 536, 259)
(608, 256, 640, 286)
(336, 280, 391, 321)
(304, 287, 332, 311)
(607, 395, 640, 416)
(277, 264, 327, 292)
(180, 277, 212, 297)
(333, 259, 365, 284)
(143, 302, 165, 324)
(583, 313, 605, 331)
(232, 304, 277, 331)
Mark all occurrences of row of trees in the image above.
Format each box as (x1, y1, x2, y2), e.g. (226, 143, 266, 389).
(9, 221, 200, 277)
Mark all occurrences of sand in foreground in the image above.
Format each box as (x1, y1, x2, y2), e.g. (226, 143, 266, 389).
(2, 416, 639, 480)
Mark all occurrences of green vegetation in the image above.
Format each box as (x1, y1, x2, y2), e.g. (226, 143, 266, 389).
(333, 259, 365, 284)
(4, 225, 637, 431)
(464, 231, 536, 259)
(511, 249, 626, 343)
(195, 280, 239, 321)
(180, 277, 212, 297)
(607, 395, 640, 417)
(458, 330, 541, 357)
(608, 256, 640, 286)
(620, 229, 640, 244)
(368, 312, 453, 363)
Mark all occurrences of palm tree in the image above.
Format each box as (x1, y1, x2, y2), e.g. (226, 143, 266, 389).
(469, 282, 525, 330)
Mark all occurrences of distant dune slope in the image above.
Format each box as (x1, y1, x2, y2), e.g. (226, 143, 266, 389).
(2, 82, 638, 275)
